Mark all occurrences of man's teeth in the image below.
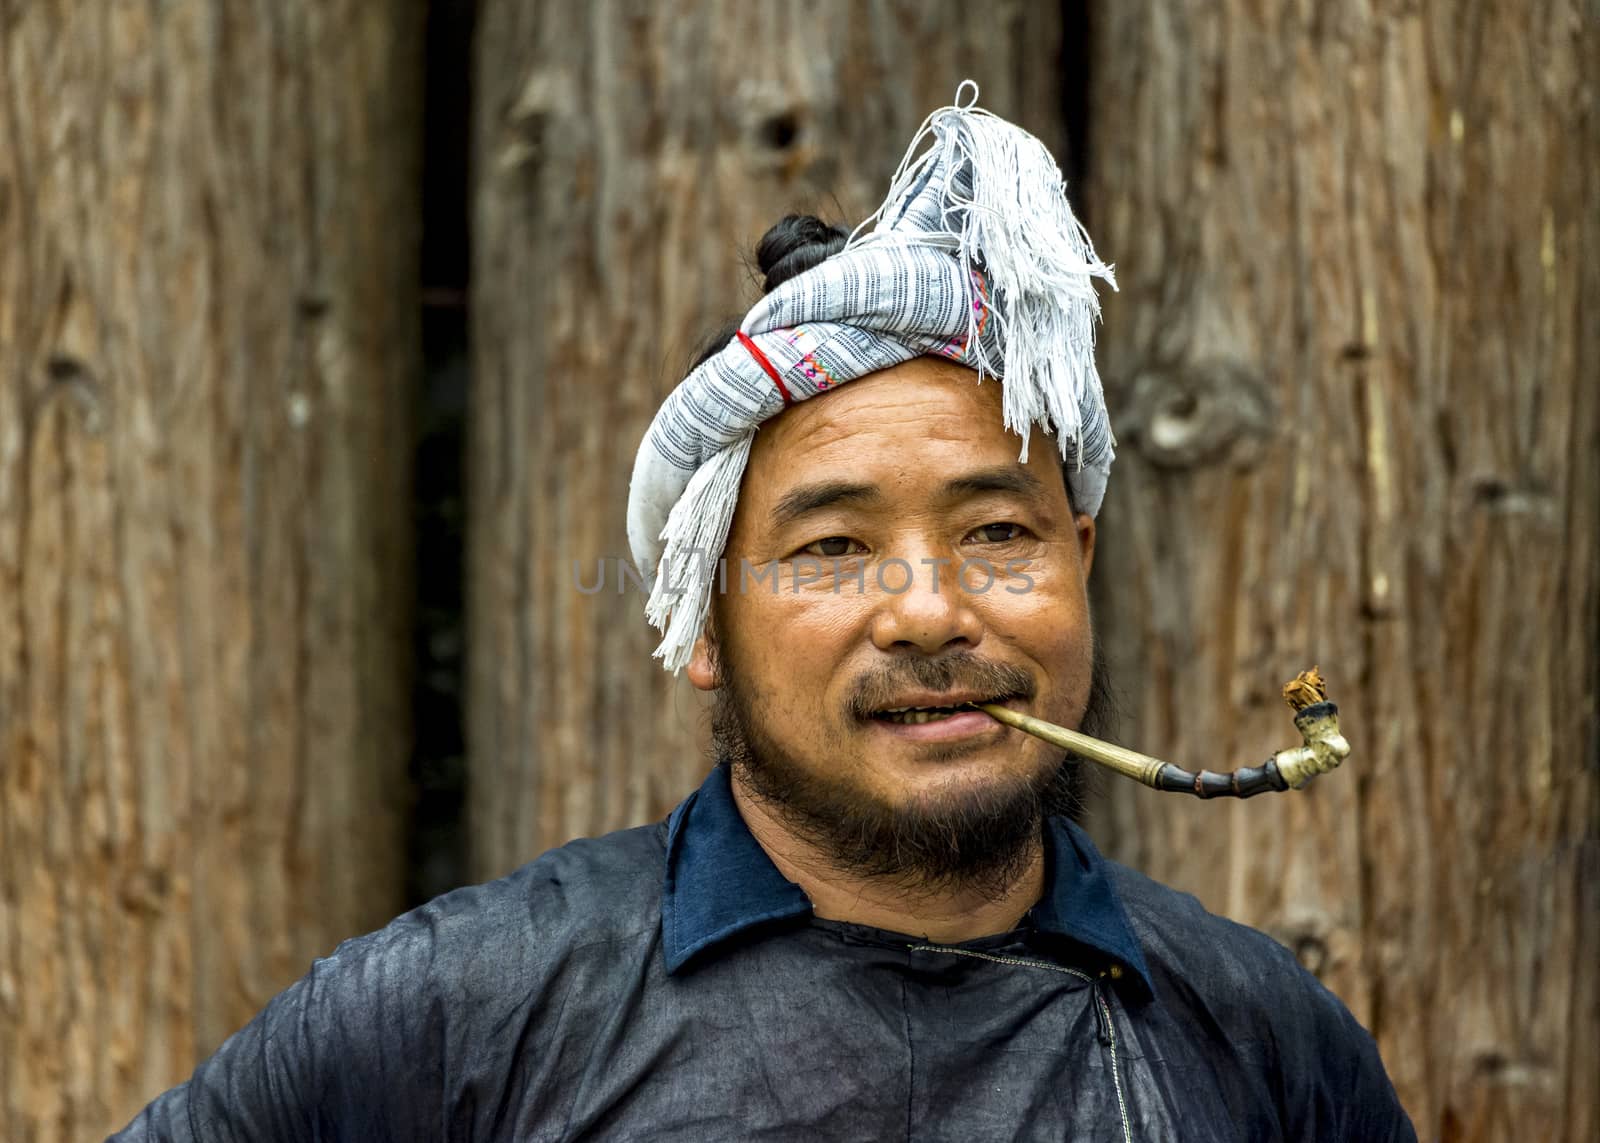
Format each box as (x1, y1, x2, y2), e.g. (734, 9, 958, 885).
(879, 706, 968, 724)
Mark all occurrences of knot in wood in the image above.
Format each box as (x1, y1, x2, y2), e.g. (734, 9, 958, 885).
(759, 112, 802, 151)
(733, 81, 821, 179)
(42, 353, 108, 435)
(1120, 359, 1276, 471)
(499, 69, 575, 173)
(1272, 915, 1334, 979)
(1293, 932, 1329, 977)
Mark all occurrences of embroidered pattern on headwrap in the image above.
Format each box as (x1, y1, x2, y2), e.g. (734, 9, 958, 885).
(935, 269, 992, 360)
(784, 327, 841, 390)
(627, 81, 1117, 672)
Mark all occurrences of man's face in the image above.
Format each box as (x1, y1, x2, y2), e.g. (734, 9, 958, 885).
(687, 356, 1098, 885)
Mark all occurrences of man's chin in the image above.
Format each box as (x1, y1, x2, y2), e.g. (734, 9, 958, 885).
(855, 755, 1025, 810)
(735, 740, 1060, 890)
(865, 752, 1057, 815)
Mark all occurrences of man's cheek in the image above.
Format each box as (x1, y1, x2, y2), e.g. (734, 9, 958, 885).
(1051, 664, 1095, 730)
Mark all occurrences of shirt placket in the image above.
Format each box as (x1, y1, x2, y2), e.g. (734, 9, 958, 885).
(905, 944, 1135, 1143)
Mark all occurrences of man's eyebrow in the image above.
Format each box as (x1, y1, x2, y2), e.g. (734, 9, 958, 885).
(769, 481, 884, 529)
(939, 467, 1048, 500)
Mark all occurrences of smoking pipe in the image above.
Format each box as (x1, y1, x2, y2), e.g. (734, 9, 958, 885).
(971, 668, 1350, 799)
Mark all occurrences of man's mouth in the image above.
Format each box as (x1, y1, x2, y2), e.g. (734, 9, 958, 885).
(869, 695, 1020, 725)
(875, 705, 970, 725)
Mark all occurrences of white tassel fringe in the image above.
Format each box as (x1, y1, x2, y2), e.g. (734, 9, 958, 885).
(847, 80, 1116, 468)
(645, 431, 756, 672)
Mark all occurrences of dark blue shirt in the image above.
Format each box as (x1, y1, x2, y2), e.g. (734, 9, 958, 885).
(114, 764, 1416, 1140)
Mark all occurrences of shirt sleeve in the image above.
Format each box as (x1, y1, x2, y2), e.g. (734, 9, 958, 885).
(107, 912, 447, 1142)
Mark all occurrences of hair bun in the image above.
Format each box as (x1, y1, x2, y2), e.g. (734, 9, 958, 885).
(755, 214, 849, 294)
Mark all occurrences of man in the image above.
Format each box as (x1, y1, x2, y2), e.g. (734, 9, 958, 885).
(117, 89, 1415, 1140)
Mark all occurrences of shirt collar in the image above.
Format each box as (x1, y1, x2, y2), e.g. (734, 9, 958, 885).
(662, 763, 1154, 996)
(660, 764, 813, 973)
(1031, 814, 1156, 996)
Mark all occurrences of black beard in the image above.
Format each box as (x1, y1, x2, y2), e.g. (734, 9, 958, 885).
(709, 644, 1116, 901)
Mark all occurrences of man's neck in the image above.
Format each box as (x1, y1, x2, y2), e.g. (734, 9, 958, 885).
(728, 772, 1047, 945)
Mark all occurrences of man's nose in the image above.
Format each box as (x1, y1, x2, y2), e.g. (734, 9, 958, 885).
(868, 556, 984, 654)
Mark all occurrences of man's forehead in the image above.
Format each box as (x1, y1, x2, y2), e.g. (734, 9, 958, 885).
(747, 361, 1023, 469)
(762, 358, 997, 438)
(731, 358, 1073, 533)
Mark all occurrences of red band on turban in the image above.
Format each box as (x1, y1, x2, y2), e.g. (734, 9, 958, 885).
(736, 330, 794, 407)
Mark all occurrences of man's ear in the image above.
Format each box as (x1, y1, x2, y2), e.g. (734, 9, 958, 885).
(1075, 512, 1097, 579)
(686, 625, 720, 692)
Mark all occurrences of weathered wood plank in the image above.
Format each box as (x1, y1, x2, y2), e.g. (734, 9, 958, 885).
(1085, 3, 1598, 1138)
(0, 3, 422, 1136)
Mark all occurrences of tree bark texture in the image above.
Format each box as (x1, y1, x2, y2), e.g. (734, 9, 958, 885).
(1084, 3, 1597, 1140)
(0, 3, 421, 1137)
(469, 0, 1068, 876)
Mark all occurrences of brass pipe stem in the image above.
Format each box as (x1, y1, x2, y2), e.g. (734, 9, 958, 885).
(973, 705, 1168, 786)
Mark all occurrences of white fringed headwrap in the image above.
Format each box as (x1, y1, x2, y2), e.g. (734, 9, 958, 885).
(627, 82, 1116, 672)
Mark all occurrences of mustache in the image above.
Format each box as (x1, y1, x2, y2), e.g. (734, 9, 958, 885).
(845, 653, 1036, 720)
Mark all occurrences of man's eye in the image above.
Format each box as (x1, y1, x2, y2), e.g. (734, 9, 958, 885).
(971, 522, 1024, 544)
(802, 537, 860, 558)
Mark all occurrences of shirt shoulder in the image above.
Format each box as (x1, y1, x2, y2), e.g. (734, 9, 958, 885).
(111, 821, 670, 1142)
(408, 819, 668, 961)
(370, 821, 674, 1042)
(1104, 858, 1314, 1008)
(318, 819, 668, 998)
(1103, 859, 1416, 1142)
